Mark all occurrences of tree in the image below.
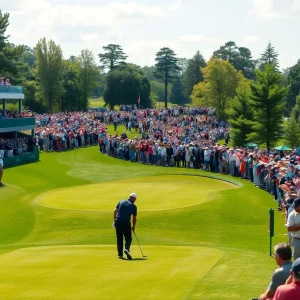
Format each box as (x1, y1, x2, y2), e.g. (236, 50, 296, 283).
(77, 49, 99, 111)
(104, 64, 151, 109)
(285, 116, 300, 149)
(227, 79, 254, 146)
(286, 60, 300, 114)
(98, 44, 127, 72)
(213, 41, 238, 63)
(248, 64, 289, 150)
(259, 42, 280, 71)
(182, 50, 206, 97)
(178, 58, 188, 76)
(169, 77, 188, 105)
(154, 47, 180, 108)
(190, 81, 210, 107)
(235, 47, 255, 79)
(150, 80, 171, 103)
(191, 59, 240, 120)
(61, 59, 81, 111)
(0, 10, 25, 82)
(35, 38, 63, 112)
(213, 41, 254, 79)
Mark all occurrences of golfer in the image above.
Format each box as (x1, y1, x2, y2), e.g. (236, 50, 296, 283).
(113, 192, 137, 260)
(0, 154, 3, 187)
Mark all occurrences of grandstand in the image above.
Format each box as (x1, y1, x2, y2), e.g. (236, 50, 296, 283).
(0, 85, 38, 167)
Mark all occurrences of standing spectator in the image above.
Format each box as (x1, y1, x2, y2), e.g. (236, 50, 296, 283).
(255, 243, 292, 300)
(229, 148, 237, 176)
(287, 198, 300, 260)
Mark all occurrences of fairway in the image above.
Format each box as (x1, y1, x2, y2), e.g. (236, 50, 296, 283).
(35, 175, 236, 211)
(0, 148, 287, 299)
(0, 245, 223, 300)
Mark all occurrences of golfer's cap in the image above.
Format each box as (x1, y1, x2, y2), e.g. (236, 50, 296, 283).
(293, 198, 300, 209)
(292, 257, 300, 277)
(129, 192, 137, 199)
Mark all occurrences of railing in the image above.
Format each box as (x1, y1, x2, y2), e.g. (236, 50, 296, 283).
(0, 85, 23, 94)
(0, 117, 35, 133)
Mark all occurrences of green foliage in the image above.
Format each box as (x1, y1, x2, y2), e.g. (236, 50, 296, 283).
(192, 59, 240, 120)
(182, 50, 206, 97)
(141, 65, 156, 81)
(61, 59, 81, 111)
(35, 38, 63, 112)
(77, 49, 99, 111)
(0, 10, 26, 83)
(227, 79, 254, 146)
(154, 47, 181, 108)
(259, 42, 280, 71)
(213, 41, 255, 79)
(248, 64, 289, 149)
(104, 64, 151, 109)
(98, 44, 127, 72)
(150, 80, 171, 102)
(285, 116, 300, 148)
(169, 77, 188, 105)
(286, 60, 300, 114)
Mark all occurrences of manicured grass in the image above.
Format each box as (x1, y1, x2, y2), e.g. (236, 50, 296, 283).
(0, 245, 222, 300)
(36, 175, 236, 211)
(0, 147, 288, 299)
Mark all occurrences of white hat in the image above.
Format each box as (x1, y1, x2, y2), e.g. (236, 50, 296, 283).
(129, 192, 137, 199)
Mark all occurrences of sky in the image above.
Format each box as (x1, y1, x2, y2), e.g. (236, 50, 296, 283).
(2, 0, 300, 69)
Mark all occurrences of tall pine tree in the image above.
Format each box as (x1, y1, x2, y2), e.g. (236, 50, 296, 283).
(227, 79, 254, 146)
(154, 47, 180, 108)
(259, 42, 280, 71)
(248, 64, 288, 149)
(182, 50, 206, 97)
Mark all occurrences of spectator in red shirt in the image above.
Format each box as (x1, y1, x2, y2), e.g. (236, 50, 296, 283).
(273, 257, 300, 299)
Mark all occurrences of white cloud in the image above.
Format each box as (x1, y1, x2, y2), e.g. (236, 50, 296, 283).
(240, 35, 259, 46)
(167, 0, 183, 11)
(177, 34, 225, 45)
(252, 0, 300, 20)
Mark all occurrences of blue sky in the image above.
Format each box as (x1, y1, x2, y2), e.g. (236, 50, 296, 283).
(2, 0, 300, 69)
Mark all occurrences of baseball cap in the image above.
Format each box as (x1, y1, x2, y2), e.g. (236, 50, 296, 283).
(292, 198, 300, 208)
(129, 192, 137, 199)
(292, 257, 300, 277)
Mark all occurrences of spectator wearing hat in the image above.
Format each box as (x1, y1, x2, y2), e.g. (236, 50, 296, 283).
(272, 257, 300, 299)
(256, 243, 293, 300)
(113, 192, 138, 260)
(0, 154, 3, 187)
(287, 198, 300, 260)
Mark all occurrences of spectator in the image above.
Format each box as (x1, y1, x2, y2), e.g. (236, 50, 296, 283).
(255, 243, 292, 300)
(287, 198, 300, 260)
(272, 257, 300, 299)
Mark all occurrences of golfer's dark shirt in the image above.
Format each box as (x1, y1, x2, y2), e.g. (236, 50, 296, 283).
(116, 199, 137, 222)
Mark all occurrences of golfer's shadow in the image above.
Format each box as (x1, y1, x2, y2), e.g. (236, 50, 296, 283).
(125, 258, 147, 261)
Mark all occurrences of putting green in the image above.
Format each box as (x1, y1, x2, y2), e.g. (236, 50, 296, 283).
(0, 245, 223, 300)
(35, 175, 236, 211)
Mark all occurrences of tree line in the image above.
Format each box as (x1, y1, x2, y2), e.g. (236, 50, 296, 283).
(1, 9, 300, 149)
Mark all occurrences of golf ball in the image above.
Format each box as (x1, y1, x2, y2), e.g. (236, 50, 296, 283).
(128, 188, 130, 190)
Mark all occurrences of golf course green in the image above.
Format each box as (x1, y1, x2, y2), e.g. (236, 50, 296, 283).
(0, 147, 287, 299)
(36, 175, 236, 211)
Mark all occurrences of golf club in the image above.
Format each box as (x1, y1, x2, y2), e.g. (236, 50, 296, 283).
(133, 231, 147, 258)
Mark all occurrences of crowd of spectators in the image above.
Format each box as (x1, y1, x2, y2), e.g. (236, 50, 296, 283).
(0, 136, 35, 158)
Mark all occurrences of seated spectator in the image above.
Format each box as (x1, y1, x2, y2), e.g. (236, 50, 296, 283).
(273, 257, 300, 299)
(5, 79, 11, 86)
(0, 77, 4, 86)
(255, 243, 293, 300)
